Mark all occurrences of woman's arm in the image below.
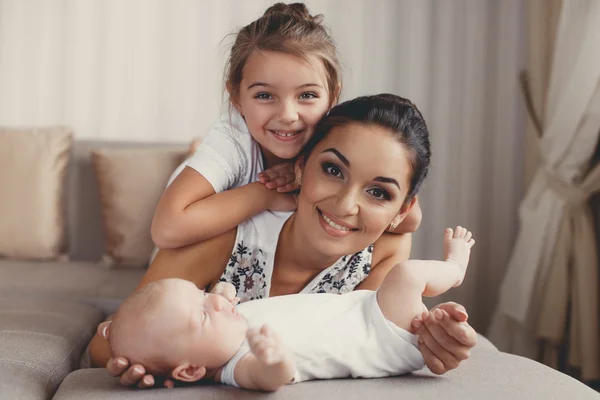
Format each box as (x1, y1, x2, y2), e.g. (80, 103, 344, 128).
(355, 233, 412, 290)
(152, 168, 295, 249)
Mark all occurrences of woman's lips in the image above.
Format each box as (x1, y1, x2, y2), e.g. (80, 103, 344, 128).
(317, 208, 358, 238)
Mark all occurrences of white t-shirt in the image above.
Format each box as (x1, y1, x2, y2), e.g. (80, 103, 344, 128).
(149, 109, 265, 263)
(167, 109, 263, 192)
(220, 291, 424, 386)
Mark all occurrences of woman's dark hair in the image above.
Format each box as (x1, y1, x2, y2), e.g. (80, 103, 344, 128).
(302, 94, 431, 202)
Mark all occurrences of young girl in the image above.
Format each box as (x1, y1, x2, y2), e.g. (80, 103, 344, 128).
(150, 2, 421, 251)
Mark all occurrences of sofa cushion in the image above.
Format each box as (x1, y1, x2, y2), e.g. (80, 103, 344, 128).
(0, 126, 72, 260)
(0, 297, 104, 400)
(0, 260, 144, 315)
(91, 147, 186, 268)
(53, 345, 599, 400)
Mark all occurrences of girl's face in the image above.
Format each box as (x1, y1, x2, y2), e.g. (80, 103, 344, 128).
(233, 50, 332, 167)
(295, 123, 416, 258)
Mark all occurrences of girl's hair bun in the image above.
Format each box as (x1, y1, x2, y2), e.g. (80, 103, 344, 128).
(263, 2, 324, 25)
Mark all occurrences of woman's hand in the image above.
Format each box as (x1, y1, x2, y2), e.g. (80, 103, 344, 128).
(258, 163, 298, 193)
(411, 302, 477, 375)
(97, 321, 174, 389)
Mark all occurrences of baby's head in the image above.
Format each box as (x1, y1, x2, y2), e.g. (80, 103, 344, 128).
(108, 279, 247, 382)
(225, 3, 342, 162)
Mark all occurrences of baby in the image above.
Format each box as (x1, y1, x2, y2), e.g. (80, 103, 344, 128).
(103, 227, 474, 391)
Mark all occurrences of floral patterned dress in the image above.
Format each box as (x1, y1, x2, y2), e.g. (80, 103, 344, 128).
(218, 211, 373, 303)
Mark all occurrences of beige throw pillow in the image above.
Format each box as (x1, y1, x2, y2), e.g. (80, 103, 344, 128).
(0, 126, 73, 260)
(92, 147, 187, 268)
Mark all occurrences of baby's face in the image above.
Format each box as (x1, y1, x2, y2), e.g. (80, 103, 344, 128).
(171, 280, 248, 369)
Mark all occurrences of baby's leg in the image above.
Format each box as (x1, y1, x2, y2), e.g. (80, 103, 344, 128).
(376, 227, 474, 331)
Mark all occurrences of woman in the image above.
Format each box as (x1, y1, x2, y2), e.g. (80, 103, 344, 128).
(89, 94, 477, 387)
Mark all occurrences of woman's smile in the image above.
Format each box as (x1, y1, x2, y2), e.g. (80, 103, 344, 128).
(317, 208, 359, 237)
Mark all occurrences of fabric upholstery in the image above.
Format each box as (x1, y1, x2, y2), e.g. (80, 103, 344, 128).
(0, 126, 72, 260)
(0, 297, 103, 399)
(53, 345, 599, 400)
(0, 260, 144, 315)
(66, 141, 186, 262)
(91, 147, 186, 268)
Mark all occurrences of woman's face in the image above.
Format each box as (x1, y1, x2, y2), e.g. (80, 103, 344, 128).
(295, 122, 415, 258)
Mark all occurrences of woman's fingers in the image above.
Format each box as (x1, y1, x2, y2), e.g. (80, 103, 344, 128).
(431, 304, 477, 346)
(418, 341, 447, 375)
(106, 357, 128, 377)
(137, 374, 155, 389)
(119, 364, 146, 387)
(417, 315, 462, 373)
(420, 310, 472, 362)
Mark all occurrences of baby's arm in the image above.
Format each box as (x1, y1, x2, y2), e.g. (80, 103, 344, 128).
(234, 325, 295, 392)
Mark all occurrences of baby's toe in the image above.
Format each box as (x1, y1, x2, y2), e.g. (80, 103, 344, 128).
(465, 230, 472, 242)
(444, 228, 453, 241)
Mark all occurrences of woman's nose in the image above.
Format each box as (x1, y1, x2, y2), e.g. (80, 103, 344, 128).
(335, 187, 360, 216)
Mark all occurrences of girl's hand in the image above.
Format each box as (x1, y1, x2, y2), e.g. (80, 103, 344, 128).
(256, 182, 297, 212)
(210, 282, 240, 305)
(411, 302, 477, 375)
(97, 322, 175, 389)
(258, 163, 298, 193)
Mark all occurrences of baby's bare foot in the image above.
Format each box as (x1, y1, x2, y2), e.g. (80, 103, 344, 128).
(444, 226, 475, 286)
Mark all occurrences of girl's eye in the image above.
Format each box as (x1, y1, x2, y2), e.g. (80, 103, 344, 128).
(322, 163, 343, 178)
(367, 188, 391, 201)
(299, 92, 317, 100)
(255, 92, 273, 100)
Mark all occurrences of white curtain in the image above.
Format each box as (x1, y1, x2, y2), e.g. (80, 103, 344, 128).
(0, 0, 526, 332)
(490, 0, 600, 381)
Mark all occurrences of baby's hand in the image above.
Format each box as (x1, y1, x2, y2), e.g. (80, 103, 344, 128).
(210, 282, 239, 305)
(258, 163, 298, 193)
(247, 325, 286, 365)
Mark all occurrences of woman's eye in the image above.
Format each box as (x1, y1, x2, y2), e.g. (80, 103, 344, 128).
(299, 92, 317, 100)
(323, 163, 343, 178)
(255, 92, 273, 100)
(368, 188, 390, 200)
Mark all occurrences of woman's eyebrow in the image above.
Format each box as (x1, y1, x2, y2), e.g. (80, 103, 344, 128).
(322, 148, 350, 167)
(374, 176, 401, 191)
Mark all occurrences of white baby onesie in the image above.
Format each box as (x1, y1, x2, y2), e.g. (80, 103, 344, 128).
(220, 291, 424, 386)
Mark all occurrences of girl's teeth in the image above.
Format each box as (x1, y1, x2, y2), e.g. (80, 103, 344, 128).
(273, 131, 299, 137)
(322, 213, 350, 231)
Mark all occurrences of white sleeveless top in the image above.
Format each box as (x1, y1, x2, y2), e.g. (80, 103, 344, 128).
(218, 211, 374, 303)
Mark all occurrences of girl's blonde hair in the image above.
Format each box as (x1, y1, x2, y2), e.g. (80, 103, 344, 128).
(225, 2, 341, 107)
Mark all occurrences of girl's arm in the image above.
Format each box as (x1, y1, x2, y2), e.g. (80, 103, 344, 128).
(151, 167, 294, 249)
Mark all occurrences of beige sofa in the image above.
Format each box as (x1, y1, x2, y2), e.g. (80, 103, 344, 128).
(1, 140, 598, 400)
